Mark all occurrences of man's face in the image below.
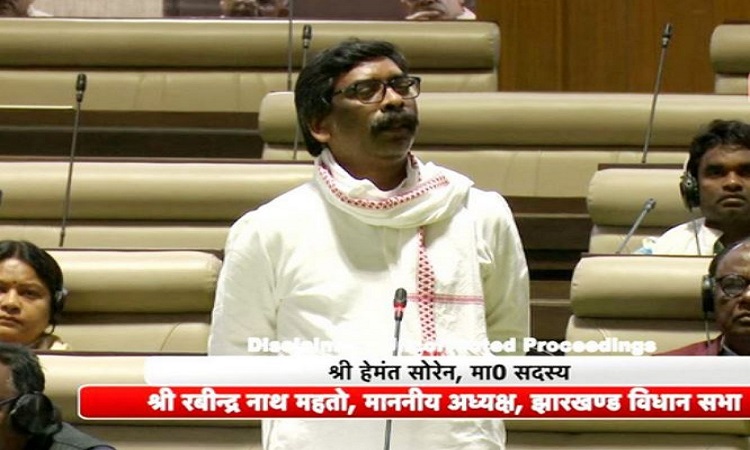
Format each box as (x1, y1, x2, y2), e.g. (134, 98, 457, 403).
(401, 0, 465, 20)
(713, 243, 750, 345)
(311, 57, 419, 171)
(219, 0, 288, 17)
(698, 146, 750, 230)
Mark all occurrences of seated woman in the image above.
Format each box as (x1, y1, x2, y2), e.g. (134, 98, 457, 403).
(0, 241, 67, 350)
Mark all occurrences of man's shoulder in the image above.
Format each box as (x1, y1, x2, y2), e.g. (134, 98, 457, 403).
(50, 422, 114, 450)
(635, 219, 704, 254)
(656, 337, 721, 356)
(234, 182, 319, 221)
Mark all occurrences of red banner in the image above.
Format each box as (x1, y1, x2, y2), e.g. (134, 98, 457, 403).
(79, 385, 750, 419)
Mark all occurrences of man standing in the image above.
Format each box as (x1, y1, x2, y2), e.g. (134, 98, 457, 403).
(209, 39, 529, 449)
(638, 119, 750, 255)
(660, 237, 750, 355)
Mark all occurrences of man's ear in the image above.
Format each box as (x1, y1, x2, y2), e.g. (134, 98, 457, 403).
(309, 116, 332, 145)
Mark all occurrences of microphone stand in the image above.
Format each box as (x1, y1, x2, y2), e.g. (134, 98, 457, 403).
(285, 0, 295, 91)
(292, 24, 312, 161)
(59, 73, 87, 248)
(641, 23, 673, 164)
(616, 198, 656, 254)
(384, 288, 407, 450)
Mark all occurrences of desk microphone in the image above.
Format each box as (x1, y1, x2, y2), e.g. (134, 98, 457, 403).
(641, 23, 673, 164)
(384, 287, 407, 450)
(59, 73, 87, 248)
(292, 24, 313, 161)
(616, 198, 656, 254)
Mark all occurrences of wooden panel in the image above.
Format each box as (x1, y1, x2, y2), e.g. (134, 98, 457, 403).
(564, 0, 629, 92)
(479, 0, 750, 93)
(482, 0, 564, 91)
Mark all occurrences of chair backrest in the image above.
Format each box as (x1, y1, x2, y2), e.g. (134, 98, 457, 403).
(0, 18, 499, 112)
(48, 249, 221, 353)
(710, 23, 750, 94)
(565, 254, 715, 355)
(587, 166, 695, 253)
(260, 91, 750, 199)
(0, 159, 313, 249)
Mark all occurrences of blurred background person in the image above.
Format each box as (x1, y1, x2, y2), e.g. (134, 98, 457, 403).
(0, 241, 67, 351)
(0, 342, 114, 449)
(401, 0, 476, 20)
(0, 0, 50, 17)
(219, 0, 288, 17)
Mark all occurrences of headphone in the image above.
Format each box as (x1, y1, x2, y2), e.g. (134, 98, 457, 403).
(679, 156, 701, 210)
(8, 392, 61, 437)
(50, 288, 67, 326)
(700, 275, 715, 316)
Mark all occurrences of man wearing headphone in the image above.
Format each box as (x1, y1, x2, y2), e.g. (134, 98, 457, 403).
(0, 343, 114, 450)
(660, 237, 750, 355)
(637, 119, 750, 255)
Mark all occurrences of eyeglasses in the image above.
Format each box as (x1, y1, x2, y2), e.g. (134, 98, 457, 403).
(332, 76, 421, 104)
(0, 396, 17, 408)
(715, 274, 750, 298)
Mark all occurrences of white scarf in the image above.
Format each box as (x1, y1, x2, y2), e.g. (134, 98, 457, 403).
(314, 149, 483, 352)
(314, 149, 471, 228)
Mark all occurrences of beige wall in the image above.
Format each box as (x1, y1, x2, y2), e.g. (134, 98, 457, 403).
(33, 0, 163, 17)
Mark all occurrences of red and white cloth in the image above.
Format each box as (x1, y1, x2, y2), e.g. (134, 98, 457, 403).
(210, 149, 529, 449)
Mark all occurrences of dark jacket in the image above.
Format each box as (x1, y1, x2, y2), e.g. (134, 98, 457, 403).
(657, 336, 722, 356)
(26, 423, 114, 450)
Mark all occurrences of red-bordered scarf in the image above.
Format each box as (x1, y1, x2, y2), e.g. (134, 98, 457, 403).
(314, 149, 477, 353)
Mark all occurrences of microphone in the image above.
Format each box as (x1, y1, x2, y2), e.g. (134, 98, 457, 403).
(616, 198, 656, 254)
(59, 73, 87, 248)
(285, 0, 295, 91)
(393, 287, 407, 323)
(292, 24, 313, 161)
(384, 287, 407, 450)
(641, 23, 673, 164)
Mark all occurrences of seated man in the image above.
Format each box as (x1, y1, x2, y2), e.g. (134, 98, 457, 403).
(219, 0, 288, 17)
(660, 237, 750, 355)
(401, 0, 476, 20)
(638, 119, 750, 255)
(0, 0, 49, 16)
(0, 342, 114, 449)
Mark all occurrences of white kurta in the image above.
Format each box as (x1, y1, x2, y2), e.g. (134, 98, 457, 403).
(635, 218, 722, 255)
(209, 153, 529, 450)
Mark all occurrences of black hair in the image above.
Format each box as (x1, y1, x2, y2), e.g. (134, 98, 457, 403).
(294, 39, 409, 156)
(0, 240, 64, 325)
(687, 119, 750, 179)
(0, 342, 62, 441)
(0, 342, 44, 395)
(708, 237, 750, 278)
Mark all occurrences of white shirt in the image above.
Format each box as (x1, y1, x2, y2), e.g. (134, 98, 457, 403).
(635, 218, 723, 256)
(209, 153, 529, 450)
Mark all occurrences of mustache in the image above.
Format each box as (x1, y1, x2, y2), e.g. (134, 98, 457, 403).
(371, 110, 419, 134)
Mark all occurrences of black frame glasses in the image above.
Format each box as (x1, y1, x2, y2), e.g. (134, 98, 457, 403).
(0, 396, 17, 408)
(332, 76, 421, 104)
(715, 274, 750, 298)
